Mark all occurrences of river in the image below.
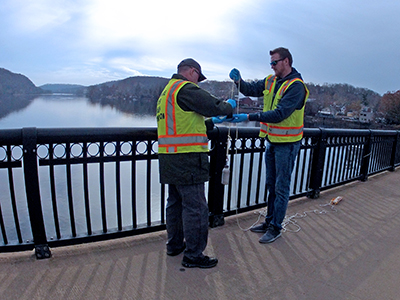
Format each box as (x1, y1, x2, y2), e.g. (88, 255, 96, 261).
(0, 94, 156, 129)
(0, 94, 159, 242)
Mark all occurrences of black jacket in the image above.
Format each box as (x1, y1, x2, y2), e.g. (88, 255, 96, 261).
(158, 74, 233, 185)
(240, 68, 307, 124)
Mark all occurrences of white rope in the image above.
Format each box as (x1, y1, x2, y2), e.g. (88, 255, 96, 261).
(226, 79, 342, 234)
(228, 80, 258, 232)
(239, 202, 339, 233)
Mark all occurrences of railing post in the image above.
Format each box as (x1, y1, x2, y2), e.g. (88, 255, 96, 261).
(207, 127, 228, 228)
(360, 130, 372, 182)
(389, 131, 399, 171)
(307, 129, 326, 199)
(22, 128, 51, 259)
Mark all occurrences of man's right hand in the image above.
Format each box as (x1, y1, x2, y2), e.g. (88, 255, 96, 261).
(229, 68, 241, 82)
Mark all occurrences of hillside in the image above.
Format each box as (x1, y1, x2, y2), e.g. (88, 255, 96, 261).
(1, 67, 387, 128)
(0, 68, 44, 119)
(0, 68, 43, 95)
(40, 83, 86, 95)
(85, 75, 383, 122)
(86, 76, 169, 115)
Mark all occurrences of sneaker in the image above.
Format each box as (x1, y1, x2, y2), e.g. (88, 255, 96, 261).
(259, 226, 281, 244)
(167, 243, 186, 256)
(182, 255, 218, 268)
(250, 222, 269, 233)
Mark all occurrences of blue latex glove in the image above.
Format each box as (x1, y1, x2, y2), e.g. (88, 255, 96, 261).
(226, 99, 236, 109)
(229, 68, 241, 82)
(212, 116, 227, 124)
(226, 113, 248, 123)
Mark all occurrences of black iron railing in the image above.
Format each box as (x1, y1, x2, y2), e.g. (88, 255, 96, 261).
(0, 127, 399, 258)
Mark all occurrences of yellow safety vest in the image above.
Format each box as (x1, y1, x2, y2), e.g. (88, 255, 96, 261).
(157, 79, 208, 154)
(259, 75, 309, 142)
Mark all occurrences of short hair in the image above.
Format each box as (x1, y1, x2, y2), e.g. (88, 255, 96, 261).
(270, 47, 293, 66)
(177, 65, 192, 74)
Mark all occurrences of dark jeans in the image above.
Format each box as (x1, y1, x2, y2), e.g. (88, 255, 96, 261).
(265, 140, 301, 230)
(166, 183, 209, 259)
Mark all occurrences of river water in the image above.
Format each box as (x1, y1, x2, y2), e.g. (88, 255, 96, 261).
(0, 94, 160, 242)
(0, 94, 156, 129)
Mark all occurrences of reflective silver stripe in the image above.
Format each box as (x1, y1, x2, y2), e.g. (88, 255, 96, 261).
(158, 135, 208, 146)
(166, 80, 184, 135)
(268, 127, 303, 136)
(260, 123, 268, 132)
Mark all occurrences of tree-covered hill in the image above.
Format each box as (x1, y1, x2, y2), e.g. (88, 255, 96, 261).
(0, 68, 44, 118)
(39, 83, 86, 95)
(0, 68, 43, 95)
(86, 76, 169, 115)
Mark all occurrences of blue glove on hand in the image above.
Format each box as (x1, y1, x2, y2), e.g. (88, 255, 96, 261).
(229, 68, 241, 82)
(226, 99, 236, 109)
(227, 113, 248, 123)
(212, 116, 227, 124)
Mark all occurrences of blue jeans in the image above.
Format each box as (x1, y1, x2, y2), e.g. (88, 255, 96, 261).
(166, 183, 209, 259)
(264, 140, 301, 230)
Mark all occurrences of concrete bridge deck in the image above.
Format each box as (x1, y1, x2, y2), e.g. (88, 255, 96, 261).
(1, 170, 400, 300)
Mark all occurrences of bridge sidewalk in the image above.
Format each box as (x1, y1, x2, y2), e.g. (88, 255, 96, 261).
(1, 170, 400, 300)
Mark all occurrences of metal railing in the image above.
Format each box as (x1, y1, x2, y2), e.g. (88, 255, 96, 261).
(0, 126, 399, 258)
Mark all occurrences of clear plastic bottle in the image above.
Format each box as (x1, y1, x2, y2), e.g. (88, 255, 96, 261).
(221, 165, 230, 185)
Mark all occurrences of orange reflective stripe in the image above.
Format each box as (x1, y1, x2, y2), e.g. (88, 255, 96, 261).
(279, 78, 302, 96)
(165, 80, 187, 135)
(269, 125, 303, 130)
(265, 75, 276, 93)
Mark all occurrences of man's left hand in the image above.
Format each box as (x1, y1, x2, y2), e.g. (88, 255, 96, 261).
(212, 116, 227, 124)
(226, 114, 248, 123)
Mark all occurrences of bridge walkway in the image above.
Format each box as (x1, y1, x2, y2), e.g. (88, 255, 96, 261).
(1, 170, 400, 300)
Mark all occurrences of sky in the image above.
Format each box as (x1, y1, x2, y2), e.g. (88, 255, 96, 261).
(1, 0, 399, 95)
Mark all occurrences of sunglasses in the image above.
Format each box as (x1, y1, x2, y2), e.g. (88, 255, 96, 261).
(270, 58, 286, 66)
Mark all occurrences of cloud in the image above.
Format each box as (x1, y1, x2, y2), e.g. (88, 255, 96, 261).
(83, 0, 244, 45)
(3, 0, 83, 34)
(1, 0, 400, 93)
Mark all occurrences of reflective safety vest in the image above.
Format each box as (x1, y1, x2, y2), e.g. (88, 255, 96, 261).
(259, 75, 309, 142)
(157, 79, 208, 154)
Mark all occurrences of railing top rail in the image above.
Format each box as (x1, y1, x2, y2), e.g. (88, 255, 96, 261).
(313, 128, 371, 136)
(0, 129, 23, 144)
(0, 127, 158, 144)
(1, 126, 399, 142)
(36, 127, 158, 143)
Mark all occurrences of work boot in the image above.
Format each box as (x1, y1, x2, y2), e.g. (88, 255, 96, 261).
(250, 221, 269, 233)
(259, 225, 281, 244)
(181, 256, 218, 268)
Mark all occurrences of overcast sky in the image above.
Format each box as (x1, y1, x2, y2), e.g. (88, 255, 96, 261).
(1, 0, 399, 95)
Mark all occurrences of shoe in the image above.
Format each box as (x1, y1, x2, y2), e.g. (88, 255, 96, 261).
(181, 255, 218, 268)
(250, 222, 269, 233)
(259, 226, 281, 244)
(167, 243, 186, 256)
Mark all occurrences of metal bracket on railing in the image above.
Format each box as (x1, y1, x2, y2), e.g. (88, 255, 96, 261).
(307, 189, 320, 199)
(209, 213, 225, 228)
(35, 244, 52, 259)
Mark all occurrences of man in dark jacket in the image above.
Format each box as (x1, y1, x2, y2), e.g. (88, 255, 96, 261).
(228, 47, 309, 243)
(157, 58, 235, 268)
